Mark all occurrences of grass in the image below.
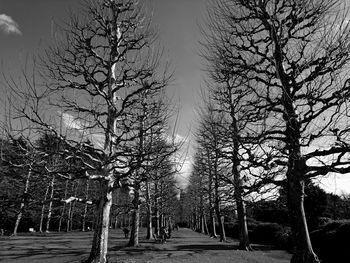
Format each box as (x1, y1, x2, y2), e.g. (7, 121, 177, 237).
(0, 228, 291, 263)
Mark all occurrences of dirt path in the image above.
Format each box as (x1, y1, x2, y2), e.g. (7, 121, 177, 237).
(0, 228, 291, 263)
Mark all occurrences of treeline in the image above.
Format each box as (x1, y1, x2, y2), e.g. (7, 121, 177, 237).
(0, 135, 181, 236)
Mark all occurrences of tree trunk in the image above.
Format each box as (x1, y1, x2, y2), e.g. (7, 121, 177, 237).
(207, 159, 216, 237)
(282, 88, 319, 263)
(69, 184, 78, 231)
(210, 213, 217, 238)
(58, 180, 68, 232)
(154, 182, 160, 236)
(215, 203, 225, 241)
(214, 174, 225, 242)
(39, 183, 50, 233)
(234, 167, 251, 250)
(200, 214, 205, 234)
(85, 179, 114, 263)
(236, 199, 251, 250)
(203, 214, 209, 235)
(128, 185, 140, 247)
(66, 182, 75, 232)
(82, 179, 90, 232)
(146, 182, 152, 239)
(45, 175, 55, 233)
(288, 169, 319, 263)
(13, 167, 32, 235)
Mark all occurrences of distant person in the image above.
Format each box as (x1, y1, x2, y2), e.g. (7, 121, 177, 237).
(160, 226, 167, 243)
(123, 227, 129, 238)
(168, 224, 172, 238)
(175, 224, 179, 231)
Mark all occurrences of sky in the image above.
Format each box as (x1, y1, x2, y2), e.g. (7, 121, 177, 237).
(1, 0, 350, 195)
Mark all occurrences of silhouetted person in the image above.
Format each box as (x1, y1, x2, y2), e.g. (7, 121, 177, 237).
(168, 224, 172, 238)
(123, 227, 129, 238)
(160, 226, 167, 243)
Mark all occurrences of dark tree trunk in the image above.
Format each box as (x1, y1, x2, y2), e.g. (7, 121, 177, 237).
(233, 164, 251, 250)
(58, 180, 68, 232)
(128, 186, 140, 247)
(288, 164, 319, 263)
(145, 182, 152, 239)
(207, 155, 216, 238)
(154, 182, 160, 236)
(203, 214, 209, 235)
(210, 213, 217, 238)
(282, 87, 319, 263)
(236, 199, 251, 250)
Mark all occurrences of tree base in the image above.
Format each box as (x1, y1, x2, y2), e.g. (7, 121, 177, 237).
(238, 244, 253, 251)
(291, 252, 320, 263)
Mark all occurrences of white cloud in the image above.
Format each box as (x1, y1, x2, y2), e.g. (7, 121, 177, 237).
(60, 112, 105, 149)
(175, 156, 192, 189)
(0, 14, 22, 35)
(316, 173, 350, 196)
(61, 112, 85, 130)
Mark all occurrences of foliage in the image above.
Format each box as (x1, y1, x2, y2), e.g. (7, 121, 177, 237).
(311, 220, 350, 263)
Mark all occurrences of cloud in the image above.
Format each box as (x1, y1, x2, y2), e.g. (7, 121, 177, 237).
(60, 112, 105, 149)
(61, 112, 84, 130)
(0, 14, 22, 35)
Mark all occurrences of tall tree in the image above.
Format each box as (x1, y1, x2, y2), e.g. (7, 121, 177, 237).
(8, 1, 172, 262)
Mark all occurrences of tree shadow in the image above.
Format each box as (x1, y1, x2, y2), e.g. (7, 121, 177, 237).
(175, 244, 236, 251)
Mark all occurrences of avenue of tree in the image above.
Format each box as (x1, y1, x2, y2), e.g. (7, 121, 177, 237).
(2, 1, 350, 263)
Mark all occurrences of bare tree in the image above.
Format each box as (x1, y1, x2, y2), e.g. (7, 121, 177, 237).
(203, 0, 350, 262)
(5, 1, 172, 262)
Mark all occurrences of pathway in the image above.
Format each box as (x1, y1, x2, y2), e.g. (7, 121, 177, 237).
(0, 228, 291, 263)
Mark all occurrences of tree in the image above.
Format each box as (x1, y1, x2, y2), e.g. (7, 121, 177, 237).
(7, 1, 172, 262)
(204, 0, 350, 262)
(193, 107, 228, 241)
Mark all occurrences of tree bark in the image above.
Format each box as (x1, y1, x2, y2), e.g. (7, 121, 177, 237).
(128, 185, 140, 247)
(214, 173, 225, 242)
(210, 213, 217, 238)
(66, 182, 75, 232)
(69, 183, 79, 231)
(207, 155, 217, 238)
(288, 165, 319, 263)
(203, 213, 209, 235)
(145, 181, 152, 239)
(58, 180, 68, 232)
(45, 175, 55, 233)
(85, 179, 114, 263)
(233, 159, 251, 250)
(82, 179, 90, 232)
(154, 182, 160, 236)
(39, 182, 50, 233)
(236, 198, 251, 250)
(13, 167, 32, 235)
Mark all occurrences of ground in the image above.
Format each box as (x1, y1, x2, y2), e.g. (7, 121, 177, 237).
(0, 228, 291, 263)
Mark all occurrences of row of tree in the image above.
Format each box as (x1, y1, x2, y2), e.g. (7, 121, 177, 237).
(0, 135, 181, 238)
(185, 1, 350, 263)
